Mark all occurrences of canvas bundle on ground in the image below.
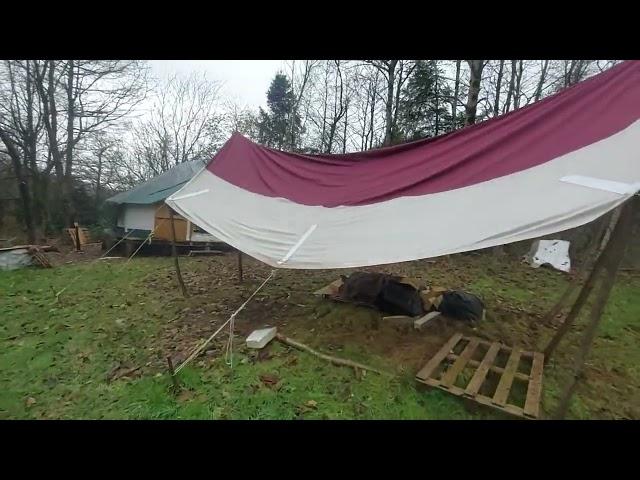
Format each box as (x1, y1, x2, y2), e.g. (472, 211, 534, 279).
(337, 272, 425, 317)
(316, 272, 484, 322)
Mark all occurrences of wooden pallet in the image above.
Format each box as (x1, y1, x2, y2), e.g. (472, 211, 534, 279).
(67, 227, 92, 246)
(415, 333, 544, 419)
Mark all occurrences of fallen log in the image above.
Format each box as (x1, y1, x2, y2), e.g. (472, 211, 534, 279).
(275, 333, 393, 377)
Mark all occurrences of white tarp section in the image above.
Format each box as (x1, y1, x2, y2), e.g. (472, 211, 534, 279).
(166, 121, 640, 269)
(524, 240, 571, 273)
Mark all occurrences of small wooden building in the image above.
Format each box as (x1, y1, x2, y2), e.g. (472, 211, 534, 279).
(106, 160, 222, 247)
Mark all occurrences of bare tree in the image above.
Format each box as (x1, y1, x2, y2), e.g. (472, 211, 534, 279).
(32, 60, 149, 226)
(452, 60, 462, 127)
(132, 72, 224, 176)
(493, 60, 505, 117)
(0, 60, 52, 241)
(366, 60, 417, 146)
(534, 60, 550, 102)
(222, 99, 258, 139)
(286, 60, 318, 149)
(512, 60, 524, 110)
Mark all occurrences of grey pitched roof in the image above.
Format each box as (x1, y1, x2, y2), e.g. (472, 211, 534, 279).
(106, 160, 207, 205)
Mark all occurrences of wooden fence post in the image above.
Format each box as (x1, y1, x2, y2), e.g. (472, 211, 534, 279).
(169, 208, 188, 298)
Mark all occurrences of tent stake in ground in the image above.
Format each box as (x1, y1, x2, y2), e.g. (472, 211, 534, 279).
(169, 208, 188, 298)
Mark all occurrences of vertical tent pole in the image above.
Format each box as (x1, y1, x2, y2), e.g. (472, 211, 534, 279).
(169, 207, 188, 298)
(539, 213, 611, 326)
(543, 206, 626, 362)
(237, 251, 244, 283)
(552, 198, 635, 418)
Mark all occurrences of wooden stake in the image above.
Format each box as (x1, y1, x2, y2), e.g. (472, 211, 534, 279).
(166, 356, 180, 391)
(169, 208, 188, 298)
(552, 199, 635, 419)
(237, 250, 244, 283)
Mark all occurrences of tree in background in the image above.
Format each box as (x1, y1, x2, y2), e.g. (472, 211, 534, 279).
(0, 58, 625, 243)
(33, 60, 148, 227)
(397, 60, 453, 140)
(464, 60, 486, 126)
(131, 72, 224, 177)
(257, 73, 301, 150)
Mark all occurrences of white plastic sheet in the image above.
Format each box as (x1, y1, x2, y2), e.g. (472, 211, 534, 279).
(525, 240, 571, 273)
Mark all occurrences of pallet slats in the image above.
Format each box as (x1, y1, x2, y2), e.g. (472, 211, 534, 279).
(464, 342, 501, 397)
(440, 338, 479, 388)
(523, 352, 544, 418)
(416, 333, 463, 381)
(446, 354, 530, 382)
(416, 334, 544, 420)
(492, 348, 522, 406)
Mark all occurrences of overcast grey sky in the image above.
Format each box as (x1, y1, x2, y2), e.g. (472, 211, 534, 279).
(148, 60, 285, 109)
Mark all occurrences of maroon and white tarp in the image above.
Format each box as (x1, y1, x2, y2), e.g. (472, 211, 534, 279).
(167, 61, 640, 269)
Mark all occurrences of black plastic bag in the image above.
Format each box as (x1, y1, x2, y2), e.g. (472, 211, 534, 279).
(374, 281, 425, 317)
(437, 291, 484, 322)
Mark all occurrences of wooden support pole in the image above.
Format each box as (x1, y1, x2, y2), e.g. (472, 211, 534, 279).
(169, 208, 188, 298)
(543, 206, 625, 363)
(237, 250, 244, 283)
(552, 199, 635, 419)
(74, 222, 82, 252)
(540, 208, 618, 326)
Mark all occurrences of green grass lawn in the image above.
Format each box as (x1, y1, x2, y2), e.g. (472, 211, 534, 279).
(1, 253, 638, 419)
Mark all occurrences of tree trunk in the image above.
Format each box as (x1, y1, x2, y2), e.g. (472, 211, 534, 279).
(434, 66, 440, 135)
(493, 60, 504, 117)
(96, 149, 103, 211)
(383, 60, 397, 146)
(64, 60, 76, 227)
(342, 102, 348, 154)
(534, 60, 549, 102)
(552, 199, 635, 419)
(368, 73, 377, 149)
(390, 61, 404, 142)
(0, 128, 35, 243)
(503, 60, 517, 114)
(320, 68, 329, 152)
(464, 60, 484, 126)
(452, 60, 461, 129)
(35, 60, 65, 226)
(24, 60, 45, 241)
(513, 60, 523, 110)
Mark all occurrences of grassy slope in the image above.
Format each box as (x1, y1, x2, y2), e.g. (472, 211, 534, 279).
(1, 254, 638, 420)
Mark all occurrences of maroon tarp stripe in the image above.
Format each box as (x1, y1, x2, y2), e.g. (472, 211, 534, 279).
(207, 61, 640, 207)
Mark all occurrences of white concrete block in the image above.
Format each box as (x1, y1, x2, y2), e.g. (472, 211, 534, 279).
(414, 311, 441, 330)
(246, 327, 277, 349)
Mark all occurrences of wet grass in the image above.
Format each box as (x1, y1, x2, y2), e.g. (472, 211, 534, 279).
(1, 253, 638, 419)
